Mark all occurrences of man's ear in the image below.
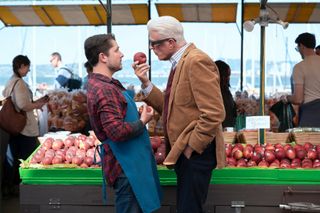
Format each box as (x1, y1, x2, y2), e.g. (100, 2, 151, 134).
(99, 52, 108, 63)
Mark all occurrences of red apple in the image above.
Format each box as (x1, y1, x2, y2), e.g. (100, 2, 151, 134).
(307, 149, 317, 160)
(275, 148, 286, 160)
(227, 157, 237, 167)
(264, 150, 276, 163)
(225, 143, 233, 157)
(296, 149, 307, 160)
(280, 161, 291, 169)
(133, 52, 147, 65)
(265, 143, 275, 151)
(52, 139, 64, 151)
(274, 143, 283, 149)
(64, 136, 75, 148)
(258, 159, 269, 167)
(72, 156, 84, 166)
(150, 136, 162, 151)
(283, 144, 293, 151)
(251, 152, 262, 164)
(234, 143, 244, 152)
(243, 145, 253, 159)
(294, 144, 304, 152)
(232, 149, 243, 160)
(286, 148, 296, 160)
(269, 159, 280, 168)
(291, 158, 301, 168)
(236, 159, 247, 167)
(304, 142, 314, 151)
(313, 159, 320, 168)
(247, 160, 257, 167)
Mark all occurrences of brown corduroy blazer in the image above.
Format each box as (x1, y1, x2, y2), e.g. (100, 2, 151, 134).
(143, 44, 226, 168)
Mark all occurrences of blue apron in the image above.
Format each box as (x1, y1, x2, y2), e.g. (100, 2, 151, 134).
(101, 91, 162, 213)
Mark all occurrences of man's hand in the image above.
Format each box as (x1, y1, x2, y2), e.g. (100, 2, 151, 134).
(139, 104, 154, 125)
(132, 62, 151, 88)
(183, 145, 194, 159)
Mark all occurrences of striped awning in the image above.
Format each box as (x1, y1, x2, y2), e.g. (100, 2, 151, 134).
(155, 3, 238, 23)
(0, 3, 149, 26)
(244, 3, 320, 23)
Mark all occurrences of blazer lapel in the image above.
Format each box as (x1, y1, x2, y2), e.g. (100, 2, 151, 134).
(167, 44, 196, 123)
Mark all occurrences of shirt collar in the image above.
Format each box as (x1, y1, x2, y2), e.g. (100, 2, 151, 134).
(169, 43, 191, 69)
(89, 73, 125, 89)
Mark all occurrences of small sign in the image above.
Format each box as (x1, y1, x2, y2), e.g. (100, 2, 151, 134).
(246, 116, 270, 129)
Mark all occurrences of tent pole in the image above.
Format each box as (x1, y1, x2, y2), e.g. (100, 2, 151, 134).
(240, 0, 244, 91)
(107, 0, 112, 33)
(148, 0, 151, 81)
(259, 25, 266, 145)
(99, 0, 112, 33)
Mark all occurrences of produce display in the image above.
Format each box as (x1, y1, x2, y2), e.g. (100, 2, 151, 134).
(47, 90, 88, 132)
(21, 133, 167, 169)
(27, 134, 101, 168)
(225, 141, 320, 168)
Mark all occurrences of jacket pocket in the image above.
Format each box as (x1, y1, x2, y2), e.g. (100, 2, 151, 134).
(174, 82, 192, 106)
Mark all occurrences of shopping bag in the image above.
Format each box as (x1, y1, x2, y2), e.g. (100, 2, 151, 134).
(0, 96, 27, 135)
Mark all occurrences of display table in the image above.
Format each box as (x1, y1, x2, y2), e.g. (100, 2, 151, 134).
(19, 167, 320, 213)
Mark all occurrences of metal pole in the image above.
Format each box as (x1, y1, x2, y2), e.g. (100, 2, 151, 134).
(107, 0, 112, 33)
(240, 0, 244, 91)
(259, 0, 267, 144)
(259, 25, 266, 144)
(148, 0, 151, 81)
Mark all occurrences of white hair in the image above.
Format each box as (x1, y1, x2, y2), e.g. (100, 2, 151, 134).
(147, 16, 186, 45)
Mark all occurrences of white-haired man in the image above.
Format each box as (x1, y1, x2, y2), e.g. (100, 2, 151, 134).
(134, 16, 226, 212)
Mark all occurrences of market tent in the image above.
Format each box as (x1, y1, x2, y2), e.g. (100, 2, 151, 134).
(155, 3, 238, 23)
(244, 2, 320, 23)
(0, 3, 149, 26)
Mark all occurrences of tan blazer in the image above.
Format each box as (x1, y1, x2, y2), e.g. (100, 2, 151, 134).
(144, 44, 226, 168)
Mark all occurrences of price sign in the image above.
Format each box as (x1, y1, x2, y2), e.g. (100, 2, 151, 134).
(246, 116, 270, 129)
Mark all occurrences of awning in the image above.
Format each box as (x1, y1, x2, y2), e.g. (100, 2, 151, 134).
(244, 3, 320, 23)
(0, 3, 149, 26)
(155, 3, 238, 23)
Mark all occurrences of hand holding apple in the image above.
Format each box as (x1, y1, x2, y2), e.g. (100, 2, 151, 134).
(139, 104, 154, 125)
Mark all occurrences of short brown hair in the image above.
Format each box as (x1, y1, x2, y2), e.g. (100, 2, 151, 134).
(84, 34, 115, 67)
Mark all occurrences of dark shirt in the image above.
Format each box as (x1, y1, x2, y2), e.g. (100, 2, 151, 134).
(221, 87, 237, 128)
(86, 73, 144, 185)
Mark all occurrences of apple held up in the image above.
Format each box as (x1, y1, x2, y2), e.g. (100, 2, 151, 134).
(133, 52, 147, 65)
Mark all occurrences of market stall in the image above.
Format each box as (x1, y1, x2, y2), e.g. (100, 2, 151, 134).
(19, 131, 320, 213)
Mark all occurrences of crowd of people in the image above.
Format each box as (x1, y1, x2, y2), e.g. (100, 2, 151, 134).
(1, 15, 320, 212)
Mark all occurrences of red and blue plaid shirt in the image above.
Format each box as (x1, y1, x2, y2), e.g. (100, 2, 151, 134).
(86, 73, 144, 185)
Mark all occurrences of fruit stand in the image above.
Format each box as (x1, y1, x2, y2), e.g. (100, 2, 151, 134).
(19, 131, 320, 213)
(19, 167, 320, 213)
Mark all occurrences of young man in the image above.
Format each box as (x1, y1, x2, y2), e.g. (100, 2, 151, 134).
(284, 33, 320, 127)
(134, 16, 226, 213)
(84, 34, 161, 213)
(50, 52, 78, 90)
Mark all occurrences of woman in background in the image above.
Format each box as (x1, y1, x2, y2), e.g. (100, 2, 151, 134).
(215, 60, 237, 129)
(2, 55, 48, 196)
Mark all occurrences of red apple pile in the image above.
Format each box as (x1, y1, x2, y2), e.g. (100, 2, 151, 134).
(30, 134, 101, 168)
(225, 142, 320, 169)
(150, 136, 166, 164)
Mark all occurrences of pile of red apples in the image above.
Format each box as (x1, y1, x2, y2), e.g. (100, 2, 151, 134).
(226, 142, 320, 168)
(150, 136, 166, 165)
(30, 134, 101, 168)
